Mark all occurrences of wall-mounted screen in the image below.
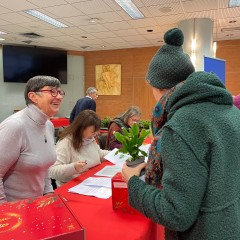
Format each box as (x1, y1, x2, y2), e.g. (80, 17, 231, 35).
(204, 56, 225, 85)
(2, 45, 67, 84)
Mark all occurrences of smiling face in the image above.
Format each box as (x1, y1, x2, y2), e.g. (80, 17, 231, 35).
(28, 86, 63, 117)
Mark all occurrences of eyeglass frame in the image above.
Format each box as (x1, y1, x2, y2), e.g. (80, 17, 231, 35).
(130, 117, 140, 123)
(35, 89, 65, 97)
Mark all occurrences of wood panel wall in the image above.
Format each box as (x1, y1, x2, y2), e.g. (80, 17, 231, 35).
(83, 47, 158, 120)
(216, 40, 240, 96)
(83, 40, 240, 120)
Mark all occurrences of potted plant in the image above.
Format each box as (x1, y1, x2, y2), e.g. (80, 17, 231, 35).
(139, 119, 151, 130)
(114, 123, 151, 174)
(101, 116, 111, 130)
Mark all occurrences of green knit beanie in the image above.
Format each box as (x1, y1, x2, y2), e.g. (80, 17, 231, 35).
(146, 28, 195, 89)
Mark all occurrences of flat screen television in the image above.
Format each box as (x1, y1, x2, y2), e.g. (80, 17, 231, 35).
(2, 45, 67, 84)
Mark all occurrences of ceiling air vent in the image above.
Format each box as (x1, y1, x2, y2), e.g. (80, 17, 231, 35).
(221, 27, 240, 32)
(20, 32, 43, 38)
(22, 40, 33, 44)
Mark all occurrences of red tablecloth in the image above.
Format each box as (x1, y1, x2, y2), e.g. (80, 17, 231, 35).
(55, 161, 165, 240)
(50, 118, 70, 128)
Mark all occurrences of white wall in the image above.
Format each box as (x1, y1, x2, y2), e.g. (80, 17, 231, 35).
(59, 55, 85, 118)
(0, 50, 84, 123)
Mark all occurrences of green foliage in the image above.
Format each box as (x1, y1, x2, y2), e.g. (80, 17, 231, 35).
(114, 123, 151, 161)
(101, 116, 111, 128)
(139, 119, 151, 130)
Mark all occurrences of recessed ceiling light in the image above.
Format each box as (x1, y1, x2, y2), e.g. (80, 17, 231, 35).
(0, 38, 5, 41)
(221, 26, 240, 32)
(102, 45, 106, 48)
(24, 10, 68, 28)
(114, 0, 144, 19)
(89, 18, 99, 24)
(147, 29, 153, 32)
(0, 31, 7, 35)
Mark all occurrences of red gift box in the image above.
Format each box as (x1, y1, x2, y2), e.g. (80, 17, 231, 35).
(0, 194, 84, 240)
(111, 172, 140, 215)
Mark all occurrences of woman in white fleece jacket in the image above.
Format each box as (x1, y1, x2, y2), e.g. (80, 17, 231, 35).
(49, 110, 110, 187)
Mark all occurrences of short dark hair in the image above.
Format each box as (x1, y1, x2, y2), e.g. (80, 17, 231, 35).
(60, 110, 101, 151)
(24, 75, 61, 105)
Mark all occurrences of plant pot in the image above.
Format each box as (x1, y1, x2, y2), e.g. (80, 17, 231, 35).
(126, 156, 145, 177)
(100, 127, 108, 130)
(126, 156, 145, 167)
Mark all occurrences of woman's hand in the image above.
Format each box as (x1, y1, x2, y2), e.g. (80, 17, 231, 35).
(122, 162, 146, 184)
(74, 160, 87, 173)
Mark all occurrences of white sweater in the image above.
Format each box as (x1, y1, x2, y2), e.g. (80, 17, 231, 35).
(49, 137, 110, 187)
(0, 104, 56, 203)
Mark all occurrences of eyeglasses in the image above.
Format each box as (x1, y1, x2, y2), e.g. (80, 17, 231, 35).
(131, 118, 140, 123)
(35, 89, 65, 97)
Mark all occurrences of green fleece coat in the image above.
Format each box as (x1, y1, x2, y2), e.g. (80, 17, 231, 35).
(128, 71, 240, 240)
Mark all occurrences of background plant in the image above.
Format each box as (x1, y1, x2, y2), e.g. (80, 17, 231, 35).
(139, 119, 151, 130)
(101, 116, 111, 128)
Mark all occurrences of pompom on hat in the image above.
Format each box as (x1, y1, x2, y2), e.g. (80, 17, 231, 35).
(146, 28, 195, 89)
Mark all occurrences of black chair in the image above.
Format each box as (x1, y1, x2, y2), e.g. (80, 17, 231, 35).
(51, 178, 57, 190)
(98, 133, 108, 149)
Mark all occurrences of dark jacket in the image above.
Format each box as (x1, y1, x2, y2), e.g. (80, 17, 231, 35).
(105, 118, 129, 150)
(70, 97, 96, 123)
(128, 71, 240, 240)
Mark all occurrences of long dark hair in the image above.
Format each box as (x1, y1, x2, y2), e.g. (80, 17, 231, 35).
(60, 110, 101, 151)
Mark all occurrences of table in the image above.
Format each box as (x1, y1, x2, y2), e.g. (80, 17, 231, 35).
(55, 161, 165, 240)
(50, 118, 70, 128)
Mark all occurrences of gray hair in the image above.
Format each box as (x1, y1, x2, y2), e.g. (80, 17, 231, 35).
(24, 75, 61, 105)
(118, 106, 141, 125)
(86, 87, 97, 95)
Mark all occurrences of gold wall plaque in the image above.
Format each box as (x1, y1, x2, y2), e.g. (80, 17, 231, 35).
(95, 64, 121, 95)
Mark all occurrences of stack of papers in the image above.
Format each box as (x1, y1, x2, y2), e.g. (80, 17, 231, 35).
(68, 177, 112, 199)
(94, 165, 122, 177)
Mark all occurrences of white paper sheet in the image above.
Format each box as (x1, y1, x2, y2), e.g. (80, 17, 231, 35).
(104, 145, 151, 165)
(139, 144, 151, 154)
(104, 148, 130, 165)
(68, 177, 112, 199)
(68, 185, 111, 199)
(94, 165, 121, 177)
(80, 177, 111, 188)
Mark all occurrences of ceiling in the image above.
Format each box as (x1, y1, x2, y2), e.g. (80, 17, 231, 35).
(0, 0, 240, 51)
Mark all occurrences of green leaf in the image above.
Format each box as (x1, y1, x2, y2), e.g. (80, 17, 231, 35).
(113, 122, 151, 162)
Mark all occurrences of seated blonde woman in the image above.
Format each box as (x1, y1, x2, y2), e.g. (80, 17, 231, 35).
(49, 110, 110, 187)
(105, 106, 141, 150)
